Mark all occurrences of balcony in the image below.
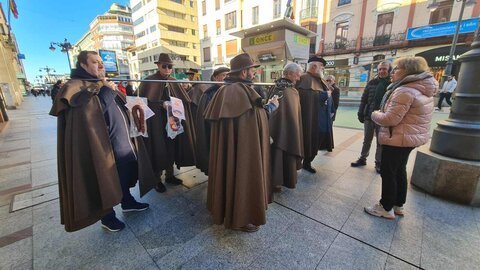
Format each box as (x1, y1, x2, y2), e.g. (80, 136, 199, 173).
(300, 8, 318, 20)
(362, 32, 405, 49)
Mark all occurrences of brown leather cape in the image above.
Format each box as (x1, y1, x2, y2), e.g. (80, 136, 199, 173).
(204, 82, 271, 229)
(295, 72, 330, 161)
(50, 80, 156, 232)
(138, 72, 196, 173)
(269, 85, 304, 188)
(188, 83, 211, 129)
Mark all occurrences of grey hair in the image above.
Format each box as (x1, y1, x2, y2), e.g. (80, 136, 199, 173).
(283, 63, 302, 76)
(378, 61, 391, 68)
(326, 75, 335, 81)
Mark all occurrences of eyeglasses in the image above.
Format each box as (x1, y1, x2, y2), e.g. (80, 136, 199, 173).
(161, 64, 173, 69)
(392, 66, 402, 72)
(325, 79, 332, 82)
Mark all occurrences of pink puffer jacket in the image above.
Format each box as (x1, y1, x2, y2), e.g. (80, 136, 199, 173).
(371, 73, 438, 147)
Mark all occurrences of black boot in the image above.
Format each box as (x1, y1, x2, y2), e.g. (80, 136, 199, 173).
(165, 176, 183, 185)
(351, 159, 367, 167)
(302, 162, 316, 173)
(154, 182, 166, 193)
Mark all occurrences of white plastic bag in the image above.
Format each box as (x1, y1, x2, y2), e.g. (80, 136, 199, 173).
(125, 96, 154, 137)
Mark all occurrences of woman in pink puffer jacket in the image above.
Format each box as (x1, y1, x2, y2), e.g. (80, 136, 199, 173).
(364, 56, 438, 220)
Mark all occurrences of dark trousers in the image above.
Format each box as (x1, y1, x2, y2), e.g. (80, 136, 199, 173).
(379, 145, 414, 211)
(359, 119, 381, 166)
(102, 161, 138, 222)
(437, 92, 452, 109)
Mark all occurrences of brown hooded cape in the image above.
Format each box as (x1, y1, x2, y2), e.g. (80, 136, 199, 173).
(295, 72, 331, 161)
(50, 80, 156, 232)
(204, 82, 270, 229)
(269, 85, 304, 188)
(188, 83, 211, 132)
(138, 72, 196, 173)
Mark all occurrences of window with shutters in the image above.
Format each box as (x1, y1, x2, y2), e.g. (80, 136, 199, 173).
(429, 0, 453, 24)
(203, 24, 208, 38)
(215, 0, 220, 10)
(226, 39, 237, 57)
(216, 20, 221, 35)
(202, 0, 206, 16)
(203, 47, 211, 62)
(252, 6, 259, 25)
(374, 12, 393, 46)
(217, 44, 223, 63)
(225, 11, 237, 30)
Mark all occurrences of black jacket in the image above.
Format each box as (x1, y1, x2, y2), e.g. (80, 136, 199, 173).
(357, 76, 390, 122)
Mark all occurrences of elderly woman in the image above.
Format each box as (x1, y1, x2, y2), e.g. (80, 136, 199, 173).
(364, 56, 438, 219)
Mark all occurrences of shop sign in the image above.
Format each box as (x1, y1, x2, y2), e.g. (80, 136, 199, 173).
(406, 18, 479, 41)
(325, 59, 349, 68)
(249, 33, 275, 46)
(415, 45, 470, 67)
(99, 49, 119, 76)
(293, 35, 309, 46)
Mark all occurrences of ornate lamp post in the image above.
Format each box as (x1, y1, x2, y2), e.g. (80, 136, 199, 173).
(49, 38, 73, 71)
(411, 18, 480, 205)
(38, 66, 56, 84)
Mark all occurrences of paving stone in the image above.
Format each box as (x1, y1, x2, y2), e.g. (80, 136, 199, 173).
(305, 190, 357, 230)
(249, 216, 337, 270)
(0, 238, 32, 270)
(0, 210, 32, 238)
(327, 172, 372, 200)
(340, 207, 397, 251)
(384, 256, 419, 270)
(389, 214, 423, 266)
(316, 234, 387, 270)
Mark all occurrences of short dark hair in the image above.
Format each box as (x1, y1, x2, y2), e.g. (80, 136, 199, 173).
(76, 51, 98, 69)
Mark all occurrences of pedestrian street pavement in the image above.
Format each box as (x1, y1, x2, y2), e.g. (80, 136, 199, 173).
(0, 96, 479, 270)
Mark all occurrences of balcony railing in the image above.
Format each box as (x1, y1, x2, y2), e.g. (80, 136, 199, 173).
(322, 32, 406, 54)
(300, 8, 318, 20)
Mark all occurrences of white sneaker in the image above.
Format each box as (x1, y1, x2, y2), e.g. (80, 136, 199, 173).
(393, 206, 404, 216)
(364, 203, 395, 220)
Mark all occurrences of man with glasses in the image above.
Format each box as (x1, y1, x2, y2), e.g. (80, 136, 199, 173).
(351, 61, 391, 173)
(139, 53, 196, 193)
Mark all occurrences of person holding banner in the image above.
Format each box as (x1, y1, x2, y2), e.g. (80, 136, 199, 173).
(138, 53, 196, 193)
(50, 51, 155, 232)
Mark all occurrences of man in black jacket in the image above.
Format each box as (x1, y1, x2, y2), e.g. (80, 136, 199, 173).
(351, 61, 391, 173)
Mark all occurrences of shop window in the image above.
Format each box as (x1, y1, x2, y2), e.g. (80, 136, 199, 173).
(225, 11, 237, 30)
(203, 47, 211, 62)
(252, 6, 259, 25)
(338, 0, 351, 6)
(335, 22, 349, 50)
(215, 0, 221, 10)
(216, 20, 221, 35)
(429, 0, 453, 24)
(374, 12, 393, 46)
(202, 0, 206, 16)
(273, 0, 282, 19)
(226, 40, 237, 57)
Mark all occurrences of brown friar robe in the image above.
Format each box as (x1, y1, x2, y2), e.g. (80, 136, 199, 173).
(50, 80, 156, 232)
(138, 72, 196, 174)
(269, 80, 304, 188)
(188, 83, 211, 121)
(204, 82, 271, 229)
(295, 72, 331, 162)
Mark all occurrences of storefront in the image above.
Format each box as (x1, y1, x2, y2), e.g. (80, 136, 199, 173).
(415, 44, 471, 81)
(231, 18, 315, 83)
(324, 58, 350, 88)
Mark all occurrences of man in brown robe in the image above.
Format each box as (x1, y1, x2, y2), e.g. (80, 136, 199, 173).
(50, 51, 155, 232)
(296, 55, 332, 174)
(194, 67, 229, 174)
(204, 53, 271, 232)
(270, 63, 304, 191)
(138, 53, 196, 193)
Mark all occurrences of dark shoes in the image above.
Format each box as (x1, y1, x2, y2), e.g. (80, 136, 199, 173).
(302, 163, 316, 173)
(235, 224, 259, 233)
(165, 176, 183, 185)
(375, 166, 381, 174)
(122, 201, 150, 212)
(101, 217, 125, 232)
(154, 182, 167, 193)
(351, 159, 367, 167)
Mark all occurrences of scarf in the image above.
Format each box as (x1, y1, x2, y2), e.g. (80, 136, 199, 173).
(373, 76, 390, 110)
(380, 72, 432, 112)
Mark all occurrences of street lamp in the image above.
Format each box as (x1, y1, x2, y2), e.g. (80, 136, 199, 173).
(39, 66, 56, 84)
(49, 38, 74, 71)
(427, 0, 477, 79)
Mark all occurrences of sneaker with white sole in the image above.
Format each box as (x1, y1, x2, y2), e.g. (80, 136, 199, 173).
(364, 203, 395, 220)
(393, 206, 404, 216)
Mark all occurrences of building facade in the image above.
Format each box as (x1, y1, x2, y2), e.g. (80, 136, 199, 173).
(73, 3, 135, 79)
(199, 0, 319, 81)
(129, 0, 201, 79)
(0, 5, 26, 113)
(318, 0, 480, 95)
